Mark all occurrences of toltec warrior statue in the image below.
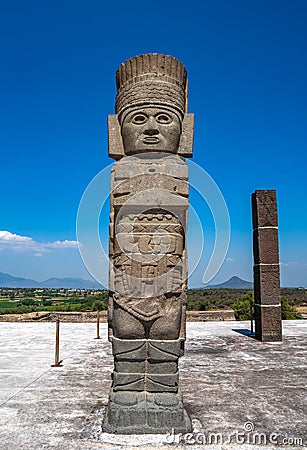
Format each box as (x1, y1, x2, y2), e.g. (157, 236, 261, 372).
(104, 53, 194, 434)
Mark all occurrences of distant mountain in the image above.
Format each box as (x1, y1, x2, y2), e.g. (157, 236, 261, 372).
(40, 277, 102, 289)
(207, 276, 253, 289)
(0, 272, 253, 290)
(0, 272, 103, 289)
(0, 272, 40, 288)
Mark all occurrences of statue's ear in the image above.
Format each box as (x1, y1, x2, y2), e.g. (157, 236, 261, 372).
(108, 115, 125, 160)
(178, 113, 194, 158)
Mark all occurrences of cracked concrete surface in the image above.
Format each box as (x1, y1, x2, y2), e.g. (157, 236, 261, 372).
(0, 321, 306, 449)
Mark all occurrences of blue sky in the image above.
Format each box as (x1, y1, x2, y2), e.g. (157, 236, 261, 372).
(0, 0, 306, 287)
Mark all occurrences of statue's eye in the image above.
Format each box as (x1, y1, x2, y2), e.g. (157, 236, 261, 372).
(132, 114, 147, 124)
(156, 114, 172, 124)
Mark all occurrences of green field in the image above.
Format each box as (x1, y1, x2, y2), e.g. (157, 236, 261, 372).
(0, 291, 108, 314)
(0, 287, 305, 319)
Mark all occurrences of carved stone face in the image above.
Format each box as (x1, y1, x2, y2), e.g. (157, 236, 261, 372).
(121, 107, 181, 155)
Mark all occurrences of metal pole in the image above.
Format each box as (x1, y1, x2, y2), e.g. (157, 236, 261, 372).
(250, 302, 254, 335)
(95, 310, 101, 339)
(51, 319, 63, 367)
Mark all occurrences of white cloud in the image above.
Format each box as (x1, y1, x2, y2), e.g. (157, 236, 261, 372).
(0, 231, 32, 242)
(280, 261, 298, 267)
(46, 240, 79, 249)
(226, 257, 235, 262)
(0, 231, 79, 253)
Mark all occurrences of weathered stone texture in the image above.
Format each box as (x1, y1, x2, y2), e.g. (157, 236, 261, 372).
(253, 228, 279, 265)
(252, 189, 282, 342)
(252, 189, 278, 228)
(254, 264, 280, 305)
(104, 54, 193, 433)
(254, 304, 282, 342)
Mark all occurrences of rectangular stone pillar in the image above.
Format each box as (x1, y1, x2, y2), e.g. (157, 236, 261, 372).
(252, 190, 282, 342)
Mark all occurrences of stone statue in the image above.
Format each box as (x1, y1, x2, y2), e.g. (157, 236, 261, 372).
(103, 53, 194, 434)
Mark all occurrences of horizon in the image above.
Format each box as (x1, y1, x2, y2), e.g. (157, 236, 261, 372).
(1, 1, 306, 288)
(1, 271, 306, 289)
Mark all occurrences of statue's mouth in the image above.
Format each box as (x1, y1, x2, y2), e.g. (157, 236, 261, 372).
(143, 137, 160, 144)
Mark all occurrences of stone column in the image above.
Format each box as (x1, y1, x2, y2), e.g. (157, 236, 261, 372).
(103, 54, 193, 434)
(252, 189, 282, 342)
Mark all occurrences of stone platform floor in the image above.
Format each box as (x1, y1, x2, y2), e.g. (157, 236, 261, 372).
(0, 321, 306, 449)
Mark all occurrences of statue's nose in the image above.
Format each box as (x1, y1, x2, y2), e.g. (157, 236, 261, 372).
(144, 116, 159, 135)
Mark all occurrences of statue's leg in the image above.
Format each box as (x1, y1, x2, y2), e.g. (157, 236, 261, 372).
(112, 304, 145, 340)
(103, 336, 191, 434)
(103, 298, 191, 434)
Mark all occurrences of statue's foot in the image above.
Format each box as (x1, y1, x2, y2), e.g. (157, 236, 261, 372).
(103, 390, 192, 434)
